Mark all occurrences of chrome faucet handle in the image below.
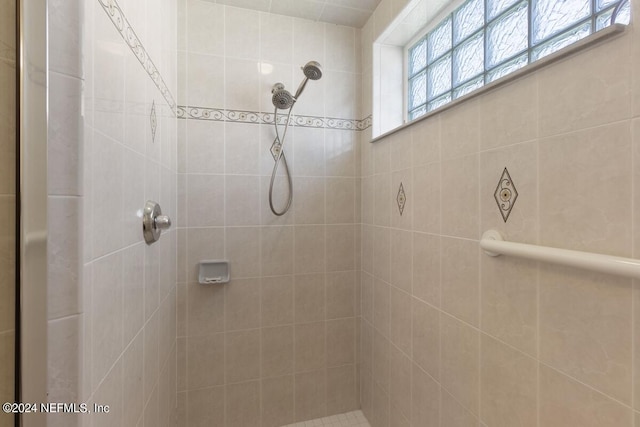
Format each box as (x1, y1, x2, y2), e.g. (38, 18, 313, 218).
(143, 200, 172, 245)
(155, 215, 172, 230)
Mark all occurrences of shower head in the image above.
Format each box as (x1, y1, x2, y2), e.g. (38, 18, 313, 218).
(294, 60, 323, 99)
(272, 83, 295, 110)
(302, 61, 323, 80)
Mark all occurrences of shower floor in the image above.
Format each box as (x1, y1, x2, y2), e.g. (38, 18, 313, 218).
(282, 410, 370, 427)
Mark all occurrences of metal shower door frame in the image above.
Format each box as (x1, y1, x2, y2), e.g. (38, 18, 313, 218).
(17, 0, 48, 425)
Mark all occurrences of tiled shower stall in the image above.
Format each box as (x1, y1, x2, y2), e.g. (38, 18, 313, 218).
(176, 2, 362, 425)
(41, 0, 640, 426)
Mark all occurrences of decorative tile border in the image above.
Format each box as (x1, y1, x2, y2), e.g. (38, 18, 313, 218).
(98, 0, 177, 112)
(494, 167, 518, 222)
(177, 105, 372, 131)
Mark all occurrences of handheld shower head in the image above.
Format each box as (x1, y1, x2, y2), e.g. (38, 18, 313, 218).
(267, 62, 322, 217)
(302, 61, 323, 80)
(271, 83, 295, 110)
(294, 60, 323, 99)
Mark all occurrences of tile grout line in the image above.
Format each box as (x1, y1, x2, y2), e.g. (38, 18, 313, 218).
(183, 2, 191, 422)
(631, 112, 635, 421)
(291, 15, 298, 423)
(438, 111, 443, 427)
(222, 4, 228, 425)
(476, 132, 482, 425)
(322, 21, 328, 419)
(535, 73, 541, 427)
(408, 149, 415, 425)
(257, 9, 264, 425)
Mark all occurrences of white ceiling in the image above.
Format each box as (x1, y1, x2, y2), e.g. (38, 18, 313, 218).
(207, 0, 383, 28)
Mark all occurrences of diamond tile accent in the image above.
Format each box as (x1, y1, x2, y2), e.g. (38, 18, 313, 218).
(150, 100, 157, 143)
(494, 167, 518, 222)
(397, 182, 406, 216)
(270, 138, 282, 161)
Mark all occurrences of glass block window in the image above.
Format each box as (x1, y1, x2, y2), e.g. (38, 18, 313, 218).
(407, 0, 630, 121)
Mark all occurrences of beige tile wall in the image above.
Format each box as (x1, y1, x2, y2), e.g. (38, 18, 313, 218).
(359, 0, 640, 425)
(0, 0, 15, 425)
(177, 2, 362, 425)
(47, 0, 179, 426)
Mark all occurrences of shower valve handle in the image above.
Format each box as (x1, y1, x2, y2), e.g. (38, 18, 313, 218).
(155, 215, 172, 230)
(143, 200, 172, 245)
